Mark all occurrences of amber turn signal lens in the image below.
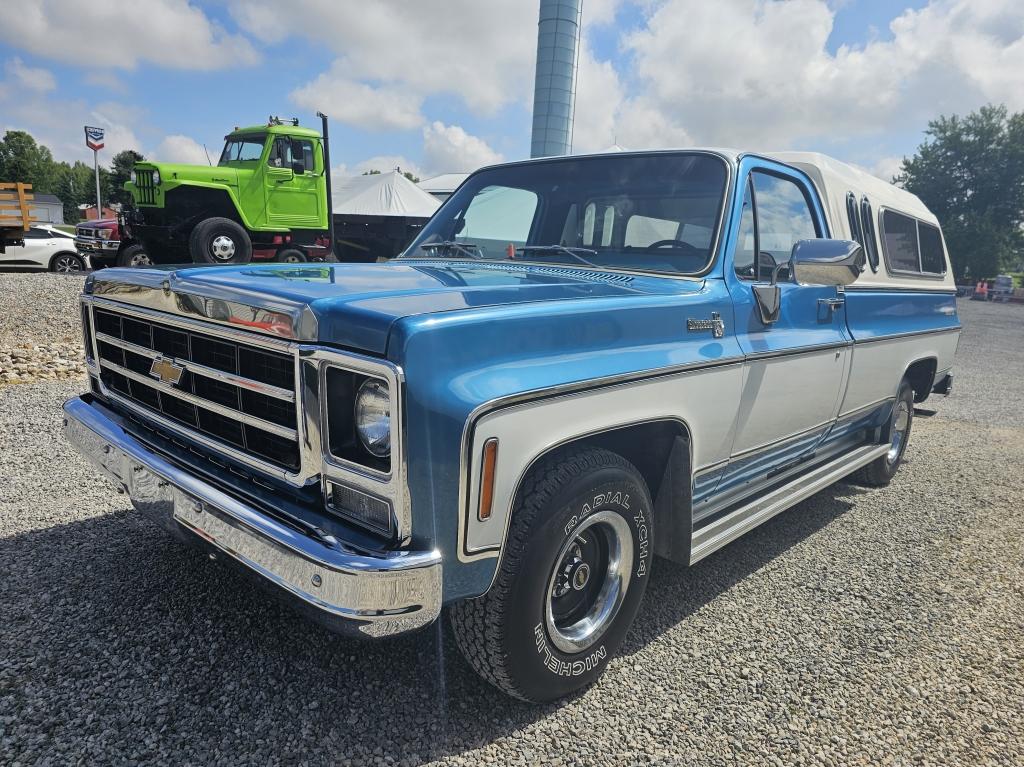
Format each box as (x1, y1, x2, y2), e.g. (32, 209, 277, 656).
(478, 438, 499, 521)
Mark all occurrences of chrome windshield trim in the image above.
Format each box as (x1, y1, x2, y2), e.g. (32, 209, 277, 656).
(94, 331, 295, 402)
(97, 358, 298, 441)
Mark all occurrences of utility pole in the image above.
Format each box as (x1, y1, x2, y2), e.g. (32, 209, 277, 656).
(84, 126, 105, 218)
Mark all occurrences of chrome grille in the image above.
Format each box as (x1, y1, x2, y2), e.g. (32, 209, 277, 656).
(92, 306, 300, 471)
(134, 169, 157, 205)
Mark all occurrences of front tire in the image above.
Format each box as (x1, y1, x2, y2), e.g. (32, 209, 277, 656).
(189, 217, 252, 265)
(275, 248, 306, 263)
(451, 447, 653, 702)
(855, 380, 914, 487)
(116, 244, 152, 267)
(49, 253, 84, 273)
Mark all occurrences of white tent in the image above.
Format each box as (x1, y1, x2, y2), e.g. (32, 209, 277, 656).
(331, 170, 440, 218)
(417, 173, 469, 201)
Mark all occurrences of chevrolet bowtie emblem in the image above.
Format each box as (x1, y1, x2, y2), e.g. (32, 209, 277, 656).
(149, 357, 184, 385)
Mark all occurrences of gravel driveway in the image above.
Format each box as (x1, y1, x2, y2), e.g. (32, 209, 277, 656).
(1, 275, 1022, 766)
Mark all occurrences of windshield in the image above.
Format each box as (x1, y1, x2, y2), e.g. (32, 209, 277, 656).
(402, 153, 728, 275)
(218, 135, 267, 166)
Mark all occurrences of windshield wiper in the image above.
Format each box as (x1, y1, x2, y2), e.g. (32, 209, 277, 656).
(517, 245, 599, 267)
(418, 240, 483, 259)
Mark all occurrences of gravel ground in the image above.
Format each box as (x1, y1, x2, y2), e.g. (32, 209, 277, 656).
(1, 290, 1022, 766)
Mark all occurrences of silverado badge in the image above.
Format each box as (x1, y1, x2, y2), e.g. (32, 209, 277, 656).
(687, 311, 725, 339)
(149, 357, 185, 385)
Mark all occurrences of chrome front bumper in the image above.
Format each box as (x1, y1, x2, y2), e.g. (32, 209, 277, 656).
(62, 396, 442, 638)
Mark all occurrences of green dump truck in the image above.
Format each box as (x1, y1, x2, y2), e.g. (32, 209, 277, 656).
(118, 115, 335, 266)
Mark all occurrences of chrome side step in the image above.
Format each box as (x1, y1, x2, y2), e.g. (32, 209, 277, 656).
(689, 443, 889, 565)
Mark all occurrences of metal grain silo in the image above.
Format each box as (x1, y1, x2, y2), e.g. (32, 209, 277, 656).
(530, 0, 582, 158)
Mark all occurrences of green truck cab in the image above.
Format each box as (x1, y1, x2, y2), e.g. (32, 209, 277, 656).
(119, 118, 332, 266)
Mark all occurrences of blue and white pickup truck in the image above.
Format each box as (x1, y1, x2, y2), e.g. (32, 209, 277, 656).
(63, 149, 959, 701)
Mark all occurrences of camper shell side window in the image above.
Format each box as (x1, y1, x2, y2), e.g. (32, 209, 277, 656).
(880, 208, 948, 277)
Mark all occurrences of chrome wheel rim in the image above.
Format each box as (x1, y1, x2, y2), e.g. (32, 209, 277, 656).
(887, 399, 910, 463)
(210, 235, 236, 261)
(282, 254, 302, 263)
(129, 252, 151, 266)
(55, 256, 81, 273)
(544, 510, 633, 654)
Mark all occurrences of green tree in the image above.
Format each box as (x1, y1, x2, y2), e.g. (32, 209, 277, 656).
(109, 149, 144, 206)
(896, 105, 1024, 281)
(0, 130, 59, 193)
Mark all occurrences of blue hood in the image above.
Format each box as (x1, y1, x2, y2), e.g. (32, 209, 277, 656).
(94, 261, 703, 354)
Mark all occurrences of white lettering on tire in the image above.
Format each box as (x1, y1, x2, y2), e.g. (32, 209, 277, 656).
(534, 623, 607, 676)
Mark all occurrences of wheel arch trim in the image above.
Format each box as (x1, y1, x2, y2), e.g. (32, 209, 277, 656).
(456, 360, 744, 576)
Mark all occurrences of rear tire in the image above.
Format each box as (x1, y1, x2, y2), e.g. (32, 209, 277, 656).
(855, 380, 914, 487)
(189, 217, 252, 265)
(450, 447, 654, 702)
(116, 244, 152, 268)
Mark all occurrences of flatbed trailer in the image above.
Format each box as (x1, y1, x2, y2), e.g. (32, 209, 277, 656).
(0, 182, 36, 253)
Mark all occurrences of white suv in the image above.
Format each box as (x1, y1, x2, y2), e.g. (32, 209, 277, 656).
(0, 225, 87, 272)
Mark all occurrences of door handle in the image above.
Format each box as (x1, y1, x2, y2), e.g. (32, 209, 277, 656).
(818, 297, 844, 311)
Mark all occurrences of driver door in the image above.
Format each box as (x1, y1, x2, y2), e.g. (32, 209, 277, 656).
(264, 137, 322, 229)
(718, 162, 851, 498)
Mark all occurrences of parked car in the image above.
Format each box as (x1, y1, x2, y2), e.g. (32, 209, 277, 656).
(991, 274, 1015, 302)
(62, 149, 959, 702)
(0, 224, 87, 272)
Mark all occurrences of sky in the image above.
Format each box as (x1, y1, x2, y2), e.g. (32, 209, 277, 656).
(1, 0, 1023, 184)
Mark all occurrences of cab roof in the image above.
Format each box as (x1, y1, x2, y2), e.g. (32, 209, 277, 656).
(225, 124, 321, 140)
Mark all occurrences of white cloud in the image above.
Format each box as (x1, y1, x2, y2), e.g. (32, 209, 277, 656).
(610, 0, 1024, 150)
(0, 0, 258, 71)
(233, 0, 537, 121)
(155, 135, 211, 165)
(867, 156, 905, 183)
(4, 57, 56, 93)
(421, 122, 503, 174)
(291, 66, 423, 131)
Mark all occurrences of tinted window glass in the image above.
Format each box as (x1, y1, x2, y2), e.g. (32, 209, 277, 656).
(24, 227, 49, 239)
(734, 179, 757, 278)
(624, 214, 679, 246)
(860, 198, 879, 271)
(882, 210, 920, 271)
(268, 138, 315, 171)
(751, 171, 818, 264)
(456, 185, 538, 250)
(219, 136, 265, 164)
(918, 222, 946, 274)
(846, 192, 863, 247)
(404, 153, 728, 275)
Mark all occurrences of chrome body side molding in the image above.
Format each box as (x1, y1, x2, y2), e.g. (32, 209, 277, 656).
(689, 443, 888, 564)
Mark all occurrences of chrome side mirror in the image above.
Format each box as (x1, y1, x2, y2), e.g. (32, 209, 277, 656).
(789, 239, 865, 287)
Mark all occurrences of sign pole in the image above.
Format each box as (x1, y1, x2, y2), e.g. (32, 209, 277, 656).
(93, 147, 102, 220)
(84, 126, 105, 220)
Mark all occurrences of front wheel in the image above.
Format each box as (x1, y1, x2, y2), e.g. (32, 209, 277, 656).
(116, 244, 152, 268)
(855, 380, 914, 487)
(50, 253, 84, 273)
(189, 217, 252, 265)
(275, 248, 307, 263)
(451, 447, 654, 702)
